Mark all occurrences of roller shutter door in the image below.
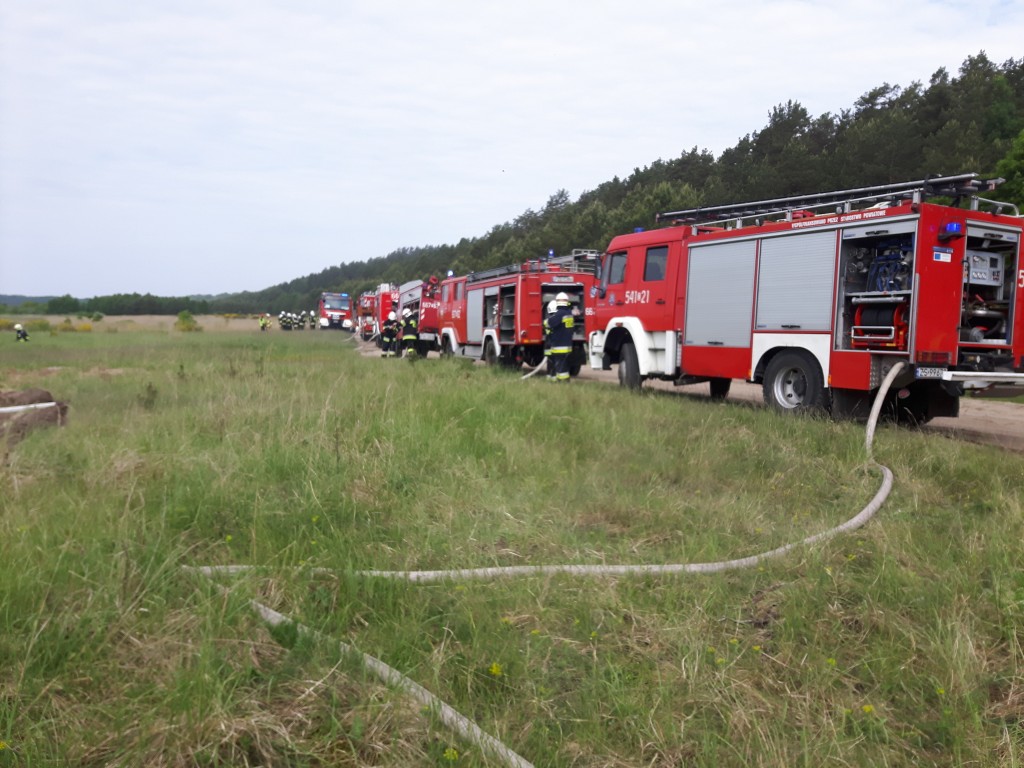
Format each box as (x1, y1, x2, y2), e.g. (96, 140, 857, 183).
(684, 240, 756, 347)
(755, 230, 836, 331)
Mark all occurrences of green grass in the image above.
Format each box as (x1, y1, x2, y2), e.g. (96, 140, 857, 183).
(2, 329, 1023, 766)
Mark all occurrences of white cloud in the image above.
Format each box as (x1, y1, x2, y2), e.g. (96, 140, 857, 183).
(0, 0, 1021, 297)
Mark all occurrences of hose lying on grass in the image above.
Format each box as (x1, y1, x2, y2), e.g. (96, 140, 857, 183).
(0, 402, 59, 414)
(188, 361, 907, 768)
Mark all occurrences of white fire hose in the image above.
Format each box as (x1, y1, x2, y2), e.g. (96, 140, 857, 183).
(189, 361, 907, 767)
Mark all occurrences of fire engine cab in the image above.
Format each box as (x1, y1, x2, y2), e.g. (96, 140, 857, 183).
(317, 292, 355, 331)
(588, 173, 1024, 421)
(438, 251, 597, 373)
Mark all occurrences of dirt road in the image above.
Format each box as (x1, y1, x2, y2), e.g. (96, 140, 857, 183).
(573, 367, 1024, 453)
(348, 331, 1024, 452)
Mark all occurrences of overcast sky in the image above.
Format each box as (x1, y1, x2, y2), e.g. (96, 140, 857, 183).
(1, 1, 1021, 299)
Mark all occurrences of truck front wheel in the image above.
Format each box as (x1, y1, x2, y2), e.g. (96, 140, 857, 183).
(618, 342, 642, 390)
(763, 351, 826, 412)
(483, 339, 498, 366)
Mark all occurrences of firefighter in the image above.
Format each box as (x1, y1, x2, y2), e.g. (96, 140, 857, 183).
(401, 307, 418, 357)
(259, 314, 270, 331)
(381, 311, 400, 357)
(14, 323, 29, 342)
(543, 299, 558, 378)
(543, 292, 574, 382)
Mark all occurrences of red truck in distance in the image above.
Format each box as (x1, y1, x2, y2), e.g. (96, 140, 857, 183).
(317, 292, 355, 331)
(437, 251, 598, 374)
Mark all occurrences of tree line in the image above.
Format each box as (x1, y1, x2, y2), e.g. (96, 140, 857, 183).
(8, 52, 1024, 317)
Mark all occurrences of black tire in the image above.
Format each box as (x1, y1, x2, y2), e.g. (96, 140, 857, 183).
(483, 339, 498, 366)
(830, 387, 873, 422)
(499, 350, 520, 369)
(618, 341, 642, 390)
(762, 351, 826, 412)
(522, 348, 544, 367)
(441, 338, 454, 358)
(568, 346, 584, 377)
(709, 378, 731, 400)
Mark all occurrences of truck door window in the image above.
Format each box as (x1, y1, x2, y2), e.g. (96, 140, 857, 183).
(607, 251, 627, 285)
(643, 246, 668, 281)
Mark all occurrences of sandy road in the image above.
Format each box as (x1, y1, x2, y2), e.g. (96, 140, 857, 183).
(371, 335, 1023, 453)
(572, 366, 1024, 453)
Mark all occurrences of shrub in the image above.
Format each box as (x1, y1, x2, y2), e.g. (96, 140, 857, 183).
(174, 311, 203, 333)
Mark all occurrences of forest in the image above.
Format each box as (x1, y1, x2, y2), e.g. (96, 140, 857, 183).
(10, 52, 1024, 316)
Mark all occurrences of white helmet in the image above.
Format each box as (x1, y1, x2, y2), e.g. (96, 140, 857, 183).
(546, 300, 557, 314)
(388, 311, 396, 321)
(14, 323, 23, 331)
(555, 292, 570, 306)
(402, 307, 411, 318)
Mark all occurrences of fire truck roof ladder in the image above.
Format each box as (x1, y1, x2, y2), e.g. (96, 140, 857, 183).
(467, 250, 600, 284)
(656, 173, 1010, 227)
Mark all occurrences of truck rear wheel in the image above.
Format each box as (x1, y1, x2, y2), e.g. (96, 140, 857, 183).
(763, 351, 826, 412)
(483, 339, 498, 366)
(618, 342, 642, 390)
(709, 378, 731, 400)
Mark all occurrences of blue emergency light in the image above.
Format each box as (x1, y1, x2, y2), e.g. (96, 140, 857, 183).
(939, 221, 964, 240)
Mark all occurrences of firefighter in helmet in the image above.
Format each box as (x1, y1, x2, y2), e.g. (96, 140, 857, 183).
(543, 292, 574, 381)
(381, 311, 400, 357)
(543, 299, 558, 378)
(14, 323, 30, 342)
(401, 307, 418, 357)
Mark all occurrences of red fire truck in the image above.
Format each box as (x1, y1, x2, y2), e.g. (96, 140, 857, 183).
(588, 173, 1024, 421)
(372, 283, 399, 348)
(396, 276, 442, 356)
(357, 291, 377, 340)
(317, 292, 355, 331)
(438, 251, 598, 372)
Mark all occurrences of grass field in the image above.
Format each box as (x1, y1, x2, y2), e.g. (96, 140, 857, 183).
(2, 326, 1023, 766)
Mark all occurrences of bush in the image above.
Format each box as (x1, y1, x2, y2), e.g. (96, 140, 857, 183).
(174, 310, 203, 333)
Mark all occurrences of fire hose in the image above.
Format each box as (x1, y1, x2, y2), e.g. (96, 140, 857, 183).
(188, 363, 906, 767)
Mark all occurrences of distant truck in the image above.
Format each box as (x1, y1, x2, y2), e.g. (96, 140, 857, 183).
(370, 283, 400, 348)
(397, 275, 442, 357)
(437, 250, 597, 373)
(357, 291, 377, 341)
(317, 292, 355, 331)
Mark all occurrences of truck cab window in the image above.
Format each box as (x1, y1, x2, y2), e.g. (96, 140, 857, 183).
(644, 246, 668, 281)
(606, 251, 627, 285)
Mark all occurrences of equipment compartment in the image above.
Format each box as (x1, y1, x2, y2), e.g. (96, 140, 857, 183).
(835, 224, 917, 351)
(960, 227, 1020, 346)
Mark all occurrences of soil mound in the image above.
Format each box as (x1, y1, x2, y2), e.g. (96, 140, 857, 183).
(0, 388, 69, 455)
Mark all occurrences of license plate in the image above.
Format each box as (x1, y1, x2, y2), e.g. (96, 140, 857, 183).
(915, 367, 946, 379)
